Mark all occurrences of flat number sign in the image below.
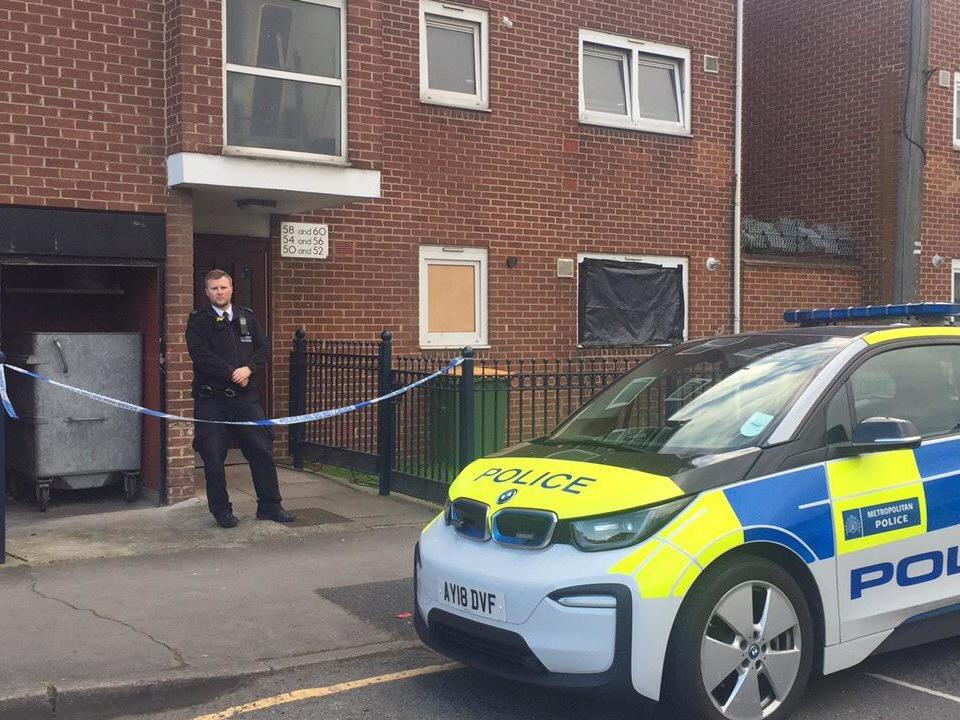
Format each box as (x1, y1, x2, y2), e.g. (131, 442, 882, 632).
(280, 222, 329, 259)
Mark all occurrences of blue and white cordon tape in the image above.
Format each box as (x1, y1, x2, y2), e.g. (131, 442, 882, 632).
(0, 357, 465, 427)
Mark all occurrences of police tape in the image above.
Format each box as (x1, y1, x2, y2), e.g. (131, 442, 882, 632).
(0, 357, 465, 427)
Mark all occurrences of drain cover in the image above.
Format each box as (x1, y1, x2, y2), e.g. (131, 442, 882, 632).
(285, 508, 351, 528)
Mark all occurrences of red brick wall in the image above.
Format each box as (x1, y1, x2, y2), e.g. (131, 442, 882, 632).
(919, 0, 960, 302)
(742, 0, 907, 303)
(165, 0, 222, 155)
(164, 189, 197, 501)
(268, 0, 738, 377)
(741, 260, 864, 332)
(0, 0, 167, 211)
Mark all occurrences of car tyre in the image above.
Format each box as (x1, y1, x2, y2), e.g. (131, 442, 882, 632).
(663, 556, 814, 720)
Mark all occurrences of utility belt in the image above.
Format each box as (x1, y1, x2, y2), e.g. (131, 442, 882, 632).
(194, 384, 249, 400)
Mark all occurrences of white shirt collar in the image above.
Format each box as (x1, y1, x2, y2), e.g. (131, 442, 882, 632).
(212, 304, 233, 321)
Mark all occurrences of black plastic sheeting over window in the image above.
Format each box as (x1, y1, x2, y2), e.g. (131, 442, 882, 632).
(577, 259, 684, 347)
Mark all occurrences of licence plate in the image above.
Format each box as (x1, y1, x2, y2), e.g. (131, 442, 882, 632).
(438, 580, 506, 621)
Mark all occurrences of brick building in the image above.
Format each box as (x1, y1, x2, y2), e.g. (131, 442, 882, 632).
(1, 0, 742, 504)
(742, 0, 960, 315)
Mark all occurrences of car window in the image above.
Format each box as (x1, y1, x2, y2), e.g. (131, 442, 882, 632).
(849, 345, 960, 438)
(824, 384, 852, 445)
(548, 334, 852, 457)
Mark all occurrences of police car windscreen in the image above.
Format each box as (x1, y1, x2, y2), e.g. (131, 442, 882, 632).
(547, 334, 852, 458)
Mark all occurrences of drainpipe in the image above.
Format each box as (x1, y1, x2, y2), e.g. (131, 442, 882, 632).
(732, 0, 744, 333)
(893, 0, 930, 303)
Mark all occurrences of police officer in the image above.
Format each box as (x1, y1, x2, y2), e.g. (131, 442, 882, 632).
(187, 268, 295, 528)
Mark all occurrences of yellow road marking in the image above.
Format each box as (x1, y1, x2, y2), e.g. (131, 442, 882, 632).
(192, 663, 460, 720)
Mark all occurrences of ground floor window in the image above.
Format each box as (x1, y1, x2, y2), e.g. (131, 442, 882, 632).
(953, 259, 960, 303)
(418, 246, 488, 349)
(577, 253, 687, 347)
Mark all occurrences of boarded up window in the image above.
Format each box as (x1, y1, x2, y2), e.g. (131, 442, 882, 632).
(578, 259, 684, 347)
(428, 264, 476, 333)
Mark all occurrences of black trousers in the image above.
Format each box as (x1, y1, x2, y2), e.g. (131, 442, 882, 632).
(194, 393, 282, 517)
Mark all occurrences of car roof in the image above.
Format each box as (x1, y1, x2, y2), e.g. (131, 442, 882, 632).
(739, 324, 960, 340)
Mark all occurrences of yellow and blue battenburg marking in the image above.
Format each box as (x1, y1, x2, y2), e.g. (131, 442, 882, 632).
(616, 436, 960, 600)
(611, 465, 836, 599)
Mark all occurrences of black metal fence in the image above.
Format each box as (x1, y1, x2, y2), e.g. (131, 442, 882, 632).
(288, 330, 647, 503)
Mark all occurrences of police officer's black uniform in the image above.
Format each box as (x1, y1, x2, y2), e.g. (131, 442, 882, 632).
(186, 304, 290, 525)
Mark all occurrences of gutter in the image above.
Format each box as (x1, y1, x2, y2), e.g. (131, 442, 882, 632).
(893, 0, 930, 302)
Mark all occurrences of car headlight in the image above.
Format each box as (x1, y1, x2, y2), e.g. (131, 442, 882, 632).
(570, 496, 695, 552)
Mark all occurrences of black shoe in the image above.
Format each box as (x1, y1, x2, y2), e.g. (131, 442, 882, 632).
(256, 506, 296, 523)
(214, 512, 239, 528)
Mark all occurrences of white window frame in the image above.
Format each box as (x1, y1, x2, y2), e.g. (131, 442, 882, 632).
(952, 259, 960, 302)
(954, 72, 960, 150)
(222, 0, 349, 164)
(579, 29, 691, 137)
(419, 246, 489, 349)
(576, 253, 689, 346)
(419, 1, 490, 111)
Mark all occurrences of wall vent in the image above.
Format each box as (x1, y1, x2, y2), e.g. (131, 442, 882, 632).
(556, 258, 575, 278)
(704, 55, 720, 73)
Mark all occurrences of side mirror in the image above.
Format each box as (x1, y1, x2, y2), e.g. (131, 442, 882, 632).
(850, 417, 921, 453)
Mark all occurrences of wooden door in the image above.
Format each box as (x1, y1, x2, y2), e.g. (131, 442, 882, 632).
(194, 236, 271, 413)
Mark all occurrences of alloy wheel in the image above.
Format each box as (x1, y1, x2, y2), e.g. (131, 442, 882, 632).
(699, 580, 802, 720)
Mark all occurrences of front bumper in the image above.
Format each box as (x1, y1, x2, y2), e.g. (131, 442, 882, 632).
(415, 568, 633, 689)
(414, 521, 681, 698)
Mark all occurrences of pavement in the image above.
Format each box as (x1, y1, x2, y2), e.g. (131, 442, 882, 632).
(0, 464, 440, 720)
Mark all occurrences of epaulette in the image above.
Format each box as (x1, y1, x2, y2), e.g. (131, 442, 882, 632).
(238, 305, 254, 313)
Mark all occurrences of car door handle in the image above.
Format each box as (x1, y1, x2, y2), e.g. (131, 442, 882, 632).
(52, 339, 68, 374)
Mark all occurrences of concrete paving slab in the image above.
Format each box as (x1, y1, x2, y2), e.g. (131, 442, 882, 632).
(4, 467, 437, 565)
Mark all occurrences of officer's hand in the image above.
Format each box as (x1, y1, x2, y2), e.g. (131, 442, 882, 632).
(238, 377, 249, 388)
(231, 366, 252, 384)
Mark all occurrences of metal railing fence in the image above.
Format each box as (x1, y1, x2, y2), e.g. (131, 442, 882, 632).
(289, 331, 649, 503)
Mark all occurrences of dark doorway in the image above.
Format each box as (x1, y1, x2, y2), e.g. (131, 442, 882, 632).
(193, 236, 271, 414)
(1, 263, 163, 507)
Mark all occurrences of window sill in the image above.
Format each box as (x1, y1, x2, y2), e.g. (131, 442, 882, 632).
(420, 97, 492, 113)
(222, 145, 352, 167)
(420, 344, 491, 351)
(579, 116, 691, 138)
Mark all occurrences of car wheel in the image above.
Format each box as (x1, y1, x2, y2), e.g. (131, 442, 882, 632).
(663, 556, 814, 720)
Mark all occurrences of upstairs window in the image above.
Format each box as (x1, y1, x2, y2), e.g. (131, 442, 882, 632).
(579, 29, 690, 136)
(420, 1, 489, 110)
(225, 0, 346, 161)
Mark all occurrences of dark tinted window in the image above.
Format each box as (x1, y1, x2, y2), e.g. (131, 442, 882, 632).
(825, 384, 852, 445)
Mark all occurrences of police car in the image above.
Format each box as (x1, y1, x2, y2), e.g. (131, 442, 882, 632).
(415, 304, 960, 720)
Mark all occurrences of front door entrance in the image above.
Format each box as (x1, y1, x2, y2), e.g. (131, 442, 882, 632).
(194, 236, 271, 414)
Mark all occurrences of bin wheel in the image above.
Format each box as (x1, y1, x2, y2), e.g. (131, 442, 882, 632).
(123, 473, 140, 503)
(36, 484, 50, 512)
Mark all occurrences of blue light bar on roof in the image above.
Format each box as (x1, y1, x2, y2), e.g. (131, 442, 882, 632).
(783, 303, 960, 325)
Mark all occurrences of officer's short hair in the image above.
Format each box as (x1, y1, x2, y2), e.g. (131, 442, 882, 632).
(204, 268, 232, 285)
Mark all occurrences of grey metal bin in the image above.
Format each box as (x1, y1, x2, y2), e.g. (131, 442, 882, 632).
(5, 332, 143, 510)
